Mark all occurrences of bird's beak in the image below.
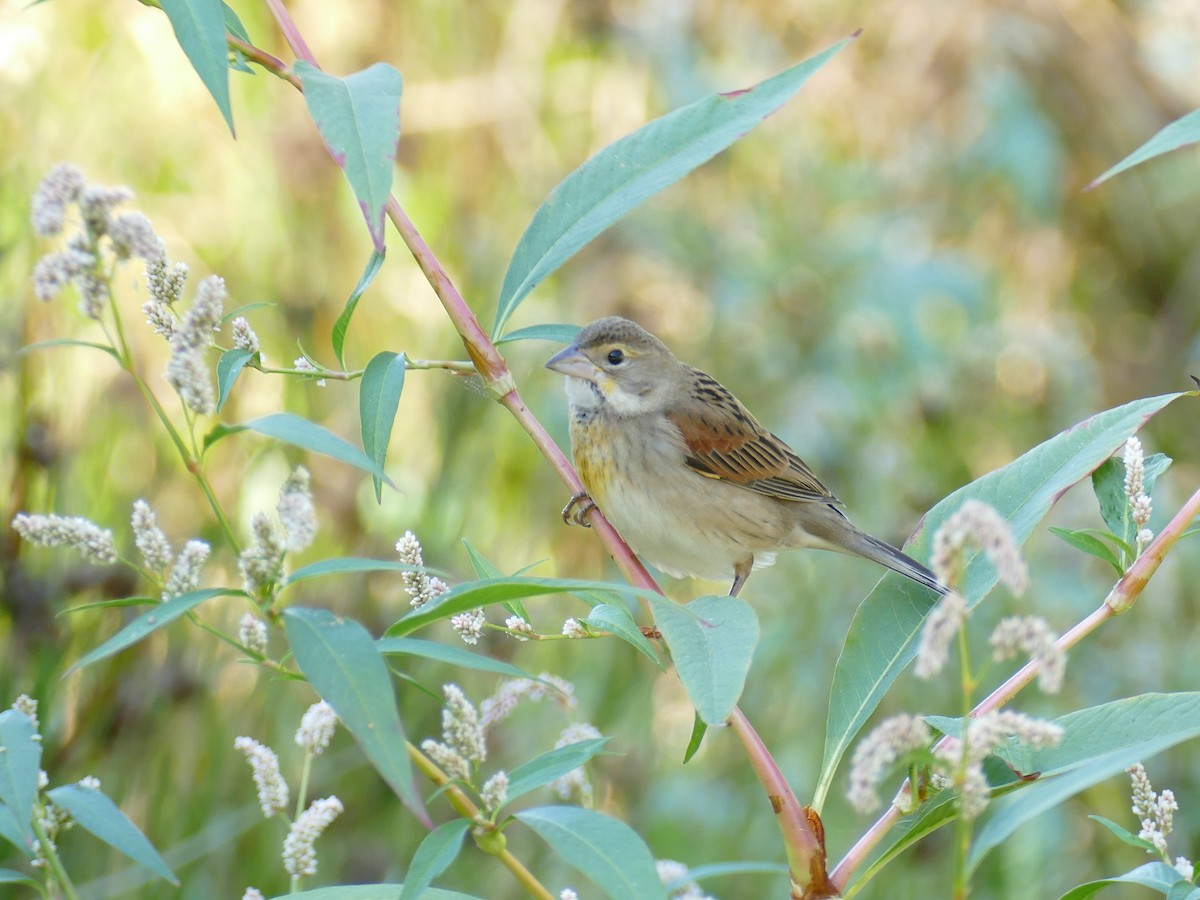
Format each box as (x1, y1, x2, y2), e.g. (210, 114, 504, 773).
(545, 345, 599, 382)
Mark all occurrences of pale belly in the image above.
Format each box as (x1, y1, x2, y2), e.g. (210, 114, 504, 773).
(570, 410, 792, 583)
(598, 473, 779, 581)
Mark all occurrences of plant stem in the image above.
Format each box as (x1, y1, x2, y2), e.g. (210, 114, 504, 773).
(32, 811, 80, 900)
(830, 483, 1200, 893)
(244, 11, 824, 891)
(730, 709, 833, 898)
(296, 752, 313, 820)
(408, 744, 554, 900)
(105, 277, 242, 551)
(951, 611, 975, 897)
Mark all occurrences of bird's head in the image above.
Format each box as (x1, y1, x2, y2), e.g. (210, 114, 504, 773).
(545, 316, 681, 416)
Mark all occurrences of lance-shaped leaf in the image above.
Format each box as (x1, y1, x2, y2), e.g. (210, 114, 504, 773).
(516, 806, 666, 899)
(332, 249, 386, 368)
(815, 392, 1187, 810)
(1088, 108, 1200, 189)
(216, 348, 255, 412)
(385, 576, 638, 637)
(398, 819, 471, 900)
(66, 588, 234, 676)
(1059, 862, 1196, 900)
(283, 608, 427, 824)
(968, 692, 1200, 873)
(48, 783, 177, 884)
(0, 711, 40, 849)
(581, 603, 662, 668)
(159, 0, 234, 134)
(504, 738, 613, 804)
(492, 36, 854, 336)
(360, 350, 406, 502)
(648, 595, 759, 726)
(1092, 452, 1171, 548)
(204, 413, 394, 488)
(494, 323, 582, 346)
(296, 62, 402, 251)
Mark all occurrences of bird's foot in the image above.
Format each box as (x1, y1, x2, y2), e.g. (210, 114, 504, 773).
(561, 492, 597, 528)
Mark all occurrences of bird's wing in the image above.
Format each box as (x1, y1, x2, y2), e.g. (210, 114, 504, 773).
(667, 367, 840, 505)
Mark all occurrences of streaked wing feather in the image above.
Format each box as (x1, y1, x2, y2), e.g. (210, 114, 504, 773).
(668, 367, 839, 505)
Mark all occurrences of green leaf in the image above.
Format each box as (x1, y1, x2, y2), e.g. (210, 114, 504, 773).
(332, 249, 386, 368)
(283, 608, 426, 823)
(0, 804, 31, 856)
(65, 589, 232, 676)
(1088, 108, 1200, 189)
(204, 413, 395, 488)
(682, 713, 707, 764)
(492, 37, 853, 336)
(969, 692, 1200, 873)
(1087, 814, 1158, 852)
(1048, 527, 1124, 575)
(58, 597, 158, 616)
(18, 338, 121, 362)
(1059, 862, 1192, 900)
(284, 557, 445, 587)
(386, 577, 635, 638)
(376, 637, 535, 680)
(515, 806, 666, 900)
(647, 595, 759, 726)
(581, 603, 662, 669)
(462, 540, 528, 621)
(505, 738, 613, 805)
(0, 711, 40, 849)
(1093, 452, 1172, 547)
(216, 348, 255, 413)
(48, 783, 176, 883)
(493, 323, 582, 346)
(847, 791, 959, 894)
(0, 868, 39, 890)
(296, 62, 402, 252)
(398, 819, 470, 900)
(221, 2, 250, 43)
(815, 392, 1186, 810)
(158, 0, 234, 135)
(360, 351, 406, 502)
(285, 886, 481, 900)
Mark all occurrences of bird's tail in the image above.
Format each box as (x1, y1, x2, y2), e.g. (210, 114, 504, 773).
(796, 504, 948, 595)
(852, 531, 948, 595)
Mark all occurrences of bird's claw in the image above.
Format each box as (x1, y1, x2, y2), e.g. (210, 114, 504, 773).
(561, 492, 596, 528)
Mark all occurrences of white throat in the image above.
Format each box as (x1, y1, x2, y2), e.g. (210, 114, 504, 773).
(564, 376, 601, 410)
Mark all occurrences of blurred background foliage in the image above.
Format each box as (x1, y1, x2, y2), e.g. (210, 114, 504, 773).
(2, 1, 1199, 897)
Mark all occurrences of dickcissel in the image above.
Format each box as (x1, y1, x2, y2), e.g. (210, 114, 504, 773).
(546, 316, 946, 598)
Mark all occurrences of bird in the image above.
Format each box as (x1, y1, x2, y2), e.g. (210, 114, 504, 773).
(545, 316, 946, 598)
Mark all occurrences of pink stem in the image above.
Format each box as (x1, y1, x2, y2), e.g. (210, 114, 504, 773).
(236, 15, 828, 891)
(263, 0, 318, 66)
(731, 710, 833, 897)
(831, 483, 1200, 892)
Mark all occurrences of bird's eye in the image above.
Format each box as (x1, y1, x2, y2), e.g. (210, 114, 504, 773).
(606, 349, 625, 366)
